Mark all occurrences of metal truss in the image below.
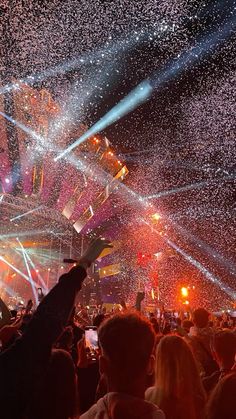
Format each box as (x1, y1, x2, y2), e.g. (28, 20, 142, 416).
(0, 193, 72, 227)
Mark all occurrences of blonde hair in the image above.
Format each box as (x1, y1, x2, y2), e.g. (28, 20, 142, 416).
(148, 335, 206, 419)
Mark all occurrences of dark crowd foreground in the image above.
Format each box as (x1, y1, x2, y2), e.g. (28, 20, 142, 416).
(0, 239, 236, 419)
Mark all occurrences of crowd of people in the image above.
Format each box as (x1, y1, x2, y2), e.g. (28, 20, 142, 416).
(0, 238, 236, 419)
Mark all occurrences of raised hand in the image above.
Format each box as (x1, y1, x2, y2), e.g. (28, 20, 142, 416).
(79, 237, 113, 268)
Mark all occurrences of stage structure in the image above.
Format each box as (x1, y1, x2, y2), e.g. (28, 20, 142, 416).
(0, 81, 128, 306)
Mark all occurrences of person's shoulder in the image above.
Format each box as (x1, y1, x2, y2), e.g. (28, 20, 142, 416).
(80, 403, 98, 418)
(145, 386, 160, 407)
(145, 386, 156, 399)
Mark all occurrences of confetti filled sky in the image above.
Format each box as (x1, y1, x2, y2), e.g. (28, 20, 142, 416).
(0, 0, 235, 309)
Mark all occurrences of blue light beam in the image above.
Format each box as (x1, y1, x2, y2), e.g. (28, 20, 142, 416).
(54, 80, 153, 160)
(55, 14, 236, 161)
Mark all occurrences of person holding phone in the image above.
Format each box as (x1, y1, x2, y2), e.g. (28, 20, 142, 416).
(81, 312, 165, 419)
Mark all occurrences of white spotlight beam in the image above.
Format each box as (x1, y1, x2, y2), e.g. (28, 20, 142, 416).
(17, 240, 39, 304)
(55, 14, 236, 161)
(0, 229, 48, 240)
(0, 112, 44, 146)
(54, 80, 152, 160)
(10, 205, 43, 222)
(165, 237, 236, 299)
(24, 250, 48, 293)
(0, 28, 159, 95)
(145, 175, 236, 200)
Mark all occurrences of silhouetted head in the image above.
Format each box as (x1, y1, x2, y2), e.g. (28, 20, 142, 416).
(212, 330, 236, 368)
(98, 311, 155, 396)
(29, 349, 77, 419)
(207, 373, 236, 419)
(193, 308, 209, 328)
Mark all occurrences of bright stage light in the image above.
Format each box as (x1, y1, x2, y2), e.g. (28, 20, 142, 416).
(151, 213, 162, 221)
(154, 252, 162, 259)
(54, 80, 153, 160)
(151, 288, 155, 300)
(181, 287, 188, 297)
(47, 61, 116, 145)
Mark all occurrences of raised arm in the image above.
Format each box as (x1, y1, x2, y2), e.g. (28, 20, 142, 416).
(0, 238, 112, 418)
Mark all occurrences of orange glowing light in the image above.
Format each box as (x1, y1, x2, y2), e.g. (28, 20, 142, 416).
(181, 287, 188, 297)
(151, 213, 161, 222)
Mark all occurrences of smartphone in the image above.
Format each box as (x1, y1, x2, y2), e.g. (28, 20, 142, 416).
(85, 326, 98, 350)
